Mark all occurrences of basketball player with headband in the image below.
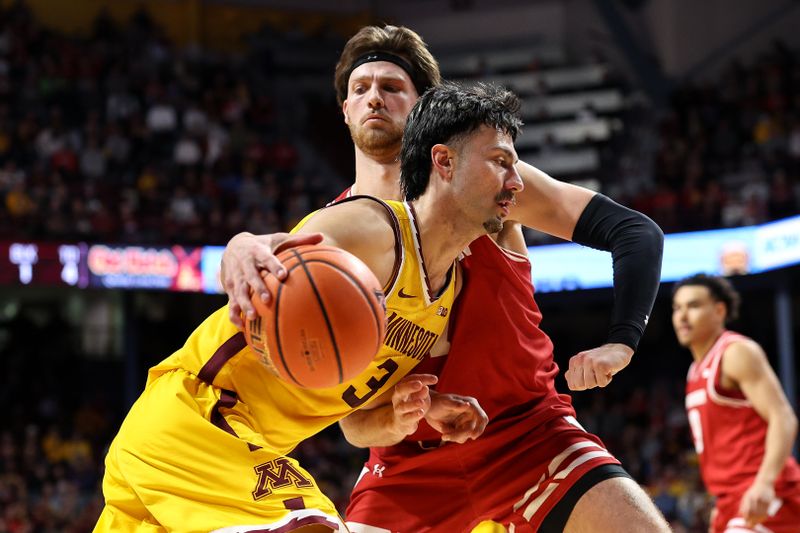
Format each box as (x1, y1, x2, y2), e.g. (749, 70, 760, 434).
(221, 25, 670, 533)
(95, 82, 521, 533)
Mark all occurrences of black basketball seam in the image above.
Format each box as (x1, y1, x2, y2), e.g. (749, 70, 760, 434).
(301, 258, 385, 356)
(292, 250, 345, 384)
(273, 262, 303, 387)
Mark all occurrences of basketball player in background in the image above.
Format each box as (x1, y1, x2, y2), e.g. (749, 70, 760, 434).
(673, 274, 800, 532)
(94, 84, 518, 532)
(221, 25, 670, 532)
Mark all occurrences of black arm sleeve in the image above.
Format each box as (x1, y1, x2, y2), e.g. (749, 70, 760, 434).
(571, 194, 664, 351)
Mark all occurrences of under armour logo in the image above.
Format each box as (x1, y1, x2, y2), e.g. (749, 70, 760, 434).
(372, 464, 386, 478)
(644, 314, 649, 326)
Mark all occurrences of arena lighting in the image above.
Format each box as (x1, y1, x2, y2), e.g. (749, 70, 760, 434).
(528, 214, 800, 293)
(1, 215, 799, 293)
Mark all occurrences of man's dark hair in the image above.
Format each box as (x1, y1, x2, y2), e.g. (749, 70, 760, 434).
(672, 273, 741, 323)
(400, 82, 522, 201)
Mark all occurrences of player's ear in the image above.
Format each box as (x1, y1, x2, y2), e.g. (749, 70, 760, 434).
(342, 99, 350, 125)
(431, 144, 453, 181)
(713, 301, 727, 322)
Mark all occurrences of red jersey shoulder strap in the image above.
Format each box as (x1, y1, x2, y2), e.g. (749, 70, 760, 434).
(327, 185, 353, 206)
(706, 330, 751, 407)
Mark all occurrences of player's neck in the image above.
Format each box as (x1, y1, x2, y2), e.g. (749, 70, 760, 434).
(410, 195, 483, 293)
(690, 329, 725, 363)
(353, 149, 402, 201)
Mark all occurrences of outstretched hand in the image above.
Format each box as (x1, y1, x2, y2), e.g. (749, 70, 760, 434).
(565, 343, 634, 391)
(221, 231, 324, 329)
(425, 391, 488, 443)
(386, 374, 488, 444)
(389, 374, 439, 437)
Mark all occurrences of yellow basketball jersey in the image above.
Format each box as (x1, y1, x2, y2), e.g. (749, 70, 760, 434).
(147, 197, 456, 455)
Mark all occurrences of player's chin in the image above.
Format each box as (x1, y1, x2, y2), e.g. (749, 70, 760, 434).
(482, 217, 503, 234)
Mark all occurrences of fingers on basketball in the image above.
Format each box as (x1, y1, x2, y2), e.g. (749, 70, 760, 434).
(244, 244, 387, 389)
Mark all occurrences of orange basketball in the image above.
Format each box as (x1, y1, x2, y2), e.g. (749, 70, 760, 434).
(244, 244, 387, 389)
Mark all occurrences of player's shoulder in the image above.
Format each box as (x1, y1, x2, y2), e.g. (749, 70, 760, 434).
(302, 195, 393, 231)
(723, 335, 764, 357)
(463, 231, 530, 268)
(305, 196, 397, 276)
(326, 195, 395, 220)
(721, 335, 769, 378)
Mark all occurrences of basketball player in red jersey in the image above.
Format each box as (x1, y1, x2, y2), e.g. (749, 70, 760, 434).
(221, 25, 670, 532)
(673, 274, 800, 533)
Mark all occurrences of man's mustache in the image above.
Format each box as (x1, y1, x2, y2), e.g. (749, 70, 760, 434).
(495, 190, 515, 203)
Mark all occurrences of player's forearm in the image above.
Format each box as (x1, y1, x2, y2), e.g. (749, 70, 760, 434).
(571, 194, 664, 351)
(755, 407, 798, 486)
(339, 406, 409, 448)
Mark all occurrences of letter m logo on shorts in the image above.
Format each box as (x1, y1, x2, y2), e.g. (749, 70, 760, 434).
(252, 458, 313, 500)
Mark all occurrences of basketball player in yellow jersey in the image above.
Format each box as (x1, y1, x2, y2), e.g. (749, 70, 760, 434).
(94, 83, 520, 533)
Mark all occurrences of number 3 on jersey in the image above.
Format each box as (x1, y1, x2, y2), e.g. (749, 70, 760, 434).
(687, 408, 704, 454)
(342, 359, 399, 408)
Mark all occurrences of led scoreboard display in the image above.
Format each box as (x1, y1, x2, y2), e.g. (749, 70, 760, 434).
(2, 214, 799, 294)
(0, 242, 88, 288)
(0, 242, 206, 292)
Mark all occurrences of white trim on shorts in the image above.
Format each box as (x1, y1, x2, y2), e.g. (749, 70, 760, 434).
(511, 418, 614, 523)
(211, 507, 346, 532)
(347, 522, 392, 533)
(724, 517, 775, 533)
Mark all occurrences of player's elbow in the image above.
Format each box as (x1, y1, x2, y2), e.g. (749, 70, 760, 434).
(772, 402, 799, 441)
(784, 406, 799, 440)
(639, 212, 665, 257)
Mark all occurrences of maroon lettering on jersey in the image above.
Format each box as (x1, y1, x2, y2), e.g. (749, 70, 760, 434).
(383, 311, 438, 361)
(342, 358, 399, 408)
(252, 458, 313, 500)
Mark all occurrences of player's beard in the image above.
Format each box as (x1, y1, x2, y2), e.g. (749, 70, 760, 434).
(483, 217, 503, 234)
(349, 120, 403, 160)
(483, 190, 514, 233)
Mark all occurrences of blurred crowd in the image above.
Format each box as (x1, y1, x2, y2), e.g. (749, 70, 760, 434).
(619, 40, 800, 233)
(0, 4, 342, 246)
(0, 4, 797, 249)
(1, 310, 109, 532)
(0, 3, 797, 532)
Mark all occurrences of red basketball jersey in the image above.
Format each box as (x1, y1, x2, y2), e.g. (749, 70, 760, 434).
(685, 330, 800, 496)
(330, 187, 575, 439)
(329, 186, 353, 204)
(406, 233, 575, 443)
(345, 234, 614, 532)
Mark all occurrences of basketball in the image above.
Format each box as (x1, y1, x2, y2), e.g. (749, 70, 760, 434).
(244, 244, 387, 389)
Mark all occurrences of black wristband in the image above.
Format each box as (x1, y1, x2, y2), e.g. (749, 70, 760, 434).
(572, 194, 664, 350)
